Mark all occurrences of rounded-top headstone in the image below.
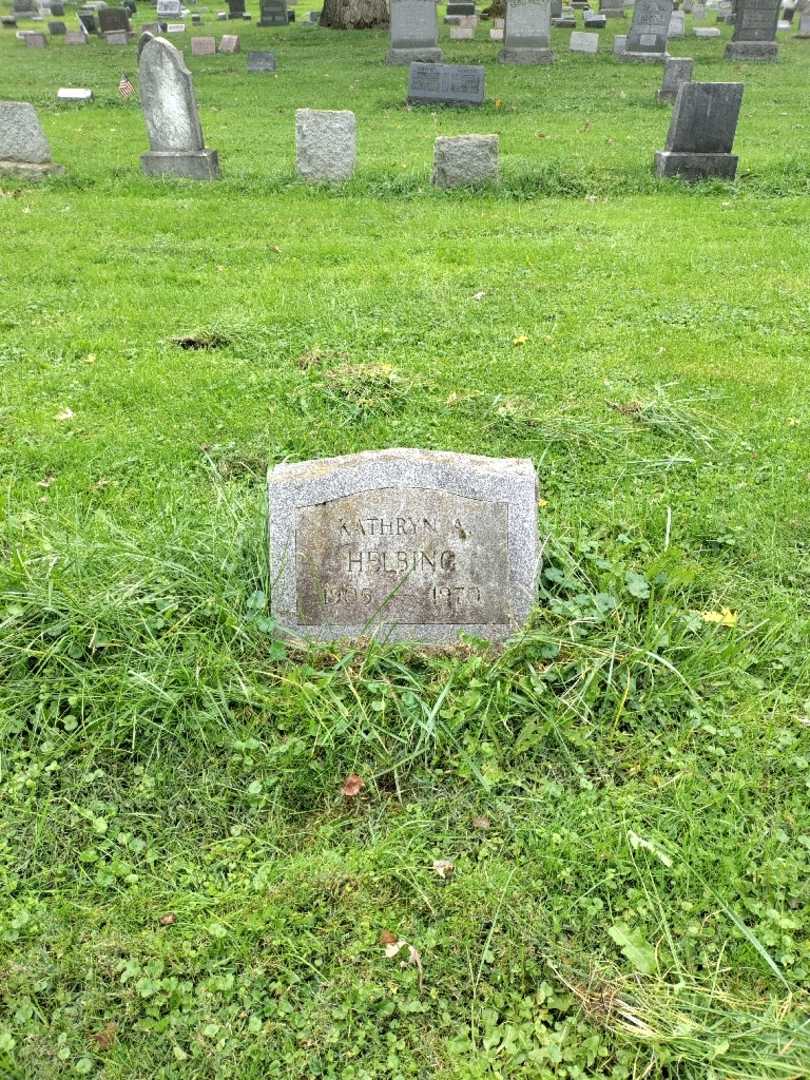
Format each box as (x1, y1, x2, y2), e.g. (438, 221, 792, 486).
(0, 100, 52, 163)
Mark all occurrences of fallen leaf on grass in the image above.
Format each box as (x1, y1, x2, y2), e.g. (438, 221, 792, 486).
(472, 290, 486, 301)
(382, 936, 424, 989)
(512, 335, 528, 347)
(90, 1023, 118, 1051)
(341, 773, 364, 797)
(535, 132, 549, 139)
(380, 929, 398, 946)
(159, 912, 177, 926)
(608, 922, 657, 975)
(37, 476, 55, 488)
(432, 858, 454, 879)
(495, 98, 503, 109)
(54, 407, 74, 421)
(700, 608, 738, 628)
(538, 498, 549, 509)
(472, 815, 491, 831)
(82, 353, 96, 365)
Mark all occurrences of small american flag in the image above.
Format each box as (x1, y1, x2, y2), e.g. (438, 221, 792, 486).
(118, 72, 135, 100)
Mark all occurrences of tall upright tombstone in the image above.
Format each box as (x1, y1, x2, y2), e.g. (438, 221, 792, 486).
(387, 0, 442, 64)
(259, 0, 288, 24)
(499, 0, 554, 63)
(725, 0, 779, 58)
(138, 34, 220, 179)
(618, 0, 673, 59)
(655, 81, 743, 179)
(268, 450, 539, 646)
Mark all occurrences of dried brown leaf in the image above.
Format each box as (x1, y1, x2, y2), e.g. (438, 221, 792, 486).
(341, 773, 364, 797)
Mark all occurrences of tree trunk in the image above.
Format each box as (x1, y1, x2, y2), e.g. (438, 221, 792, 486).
(320, 0, 389, 29)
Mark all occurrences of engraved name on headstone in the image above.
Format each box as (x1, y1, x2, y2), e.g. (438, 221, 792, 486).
(268, 450, 539, 644)
(407, 61, 485, 105)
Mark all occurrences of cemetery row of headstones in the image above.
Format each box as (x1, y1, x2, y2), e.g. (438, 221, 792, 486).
(0, 34, 745, 184)
(386, 0, 787, 64)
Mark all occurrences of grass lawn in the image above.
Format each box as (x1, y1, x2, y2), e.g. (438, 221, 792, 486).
(1, 6, 810, 1077)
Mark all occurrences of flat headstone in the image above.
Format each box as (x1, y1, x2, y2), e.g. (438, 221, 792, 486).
(613, 30, 626, 50)
(584, 11, 607, 26)
(156, 0, 181, 15)
(49, 19, 66, 32)
(2, 16, 19, 27)
(570, 28, 599, 47)
(657, 55, 692, 100)
(694, 24, 721, 33)
(655, 81, 743, 179)
(104, 28, 129, 41)
(725, 0, 779, 57)
(387, 0, 442, 64)
(65, 29, 88, 41)
(25, 31, 48, 45)
(218, 32, 239, 49)
(407, 61, 485, 105)
(268, 449, 539, 645)
(553, 15, 576, 25)
(433, 133, 498, 188)
(191, 34, 215, 52)
(499, 0, 554, 64)
(139, 33, 220, 178)
(247, 49, 276, 69)
(619, 0, 672, 59)
(0, 100, 64, 178)
(166, 22, 186, 31)
(295, 108, 356, 181)
(57, 86, 93, 100)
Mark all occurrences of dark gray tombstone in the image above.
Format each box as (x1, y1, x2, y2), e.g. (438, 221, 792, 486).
(725, 0, 779, 58)
(51, 1, 64, 12)
(387, 0, 442, 64)
(619, 0, 673, 60)
(259, 0, 288, 23)
(1, 14, 18, 25)
(98, 6, 129, 31)
(228, 0, 245, 16)
(499, 0, 554, 63)
(407, 61, 485, 105)
(49, 19, 66, 31)
(139, 34, 220, 179)
(655, 82, 743, 179)
(247, 49, 277, 69)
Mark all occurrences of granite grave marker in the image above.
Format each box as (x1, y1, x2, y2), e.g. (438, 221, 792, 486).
(432, 134, 498, 188)
(499, 0, 554, 64)
(0, 100, 64, 178)
(407, 61, 484, 105)
(295, 108, 356, 181)
(657, 54, 692, 101)
(619, 0, 673, 59)
(268, 449, 539, 645)
(725, 0, 779, 56)
(655, 81, 742, 178)
(387, 0, 442, 64)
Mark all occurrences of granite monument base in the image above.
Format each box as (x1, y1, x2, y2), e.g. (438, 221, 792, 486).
(497, 45, 554, 63)
(141, 149, 220, 179)
(655, 150, 737, 180)
(386, 45, 443, 64)
(0, 160, 64, 180)
(724, 40, 778, 59)
(617, 47, 668, 62)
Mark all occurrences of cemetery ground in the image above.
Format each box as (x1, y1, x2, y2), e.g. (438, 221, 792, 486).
(2, 9, 810, 1078)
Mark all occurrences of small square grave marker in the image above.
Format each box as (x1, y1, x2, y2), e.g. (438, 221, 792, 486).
(570, 28, 598, 49)
(247, 49, 277, 70)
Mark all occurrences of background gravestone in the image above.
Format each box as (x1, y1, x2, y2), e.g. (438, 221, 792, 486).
(619, 0, 673, 60)
(268, 449, 539, 645)
(98, 6, 130, 33)
(655, 81, 743, 179)
(725, 0, 779, 58)
(657, 55, 693, 102)
(139, 34, 221, 179)
(247, 49, 277, 69)
(407, 62, 485, 105)
(0, 100, 64, 179)
(259, 0, 289, 24)
(387, 0, 442, 64)
(499, 0, 554, 64)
